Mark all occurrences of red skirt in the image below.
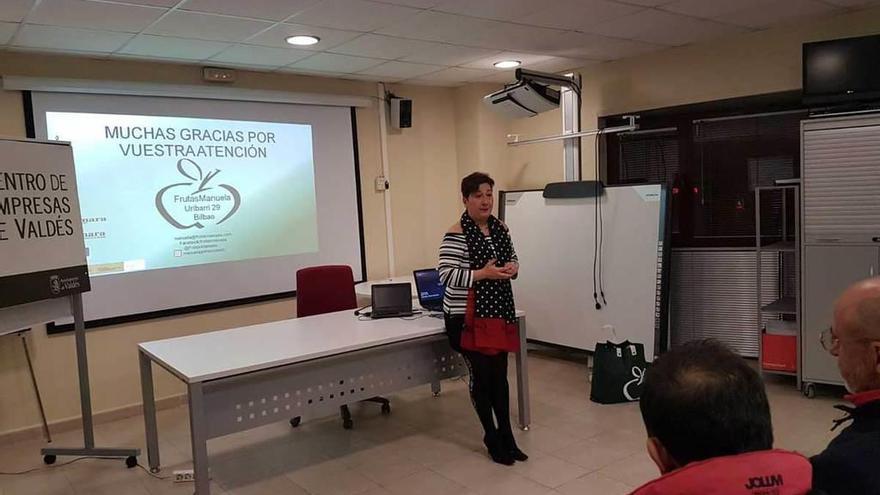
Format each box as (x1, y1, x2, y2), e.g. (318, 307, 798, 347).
(460, 289, 520, 355)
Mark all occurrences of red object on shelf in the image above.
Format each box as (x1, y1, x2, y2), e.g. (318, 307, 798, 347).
(762, 332, 797, 372)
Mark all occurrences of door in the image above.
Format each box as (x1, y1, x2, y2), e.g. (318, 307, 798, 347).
(802, 245, 879, 384)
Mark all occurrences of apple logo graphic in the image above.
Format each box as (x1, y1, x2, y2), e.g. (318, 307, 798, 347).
(155, 158, 241, 230)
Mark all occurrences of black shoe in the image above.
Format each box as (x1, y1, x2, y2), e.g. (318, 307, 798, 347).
(500, 431, 528, 462)
(484, 434, 515, 466)
(508, 447, 528, 462)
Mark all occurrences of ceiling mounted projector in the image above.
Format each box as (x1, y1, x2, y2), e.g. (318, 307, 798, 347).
(483, 79, 560, 119)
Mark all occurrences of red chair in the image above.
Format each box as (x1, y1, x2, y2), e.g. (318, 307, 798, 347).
(290, 265, 391, 430)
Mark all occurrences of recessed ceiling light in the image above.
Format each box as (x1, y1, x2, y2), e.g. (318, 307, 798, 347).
(286, 35, 320, 46)
(493, 60, 521, 69)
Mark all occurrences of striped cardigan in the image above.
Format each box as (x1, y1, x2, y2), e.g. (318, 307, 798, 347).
(437, 232, 518, 315)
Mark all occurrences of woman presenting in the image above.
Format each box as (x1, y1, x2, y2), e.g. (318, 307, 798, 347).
(438, 172, 527, 466)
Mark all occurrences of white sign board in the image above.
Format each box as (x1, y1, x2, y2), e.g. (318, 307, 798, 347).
(0, 138, 90, 308)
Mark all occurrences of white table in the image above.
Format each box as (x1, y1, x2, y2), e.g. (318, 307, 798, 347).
(139, 310, 530, 495)
(354, 275, 415, 298)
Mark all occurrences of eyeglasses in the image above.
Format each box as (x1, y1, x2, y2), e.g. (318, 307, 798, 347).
(820, 327, 838, 353)
(820, 326, 877, 353)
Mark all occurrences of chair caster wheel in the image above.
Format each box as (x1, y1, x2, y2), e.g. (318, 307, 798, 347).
(43, 455, 56, 465)
(343, 419, 354, 430)
(290, 416, 302, 428)
(381, 403, 391, 415)
(125, 456, 137, 468)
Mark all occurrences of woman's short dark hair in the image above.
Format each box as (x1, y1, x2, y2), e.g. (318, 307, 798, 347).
(639, 339, 773, 467)
(461, 172, 494, 198)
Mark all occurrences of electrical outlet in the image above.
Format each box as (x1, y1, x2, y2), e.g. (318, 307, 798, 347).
(173, 469, 195, 483)
(375, 176, 389, 192)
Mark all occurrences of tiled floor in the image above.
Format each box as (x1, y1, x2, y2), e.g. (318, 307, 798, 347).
(0, 347, 843, 495)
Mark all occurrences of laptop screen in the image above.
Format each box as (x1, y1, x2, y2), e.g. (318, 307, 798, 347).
(371, 283, 412, 314)
(413, 269, 444, 305)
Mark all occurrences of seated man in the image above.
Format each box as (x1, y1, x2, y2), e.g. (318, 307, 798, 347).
(629, 340, 814, 495)
(811, 277, 880, 495)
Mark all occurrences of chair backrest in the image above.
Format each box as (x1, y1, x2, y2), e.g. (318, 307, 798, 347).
(296, 265, 358, 318)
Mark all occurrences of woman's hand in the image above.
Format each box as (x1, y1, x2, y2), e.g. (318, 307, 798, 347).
(500, 261, 519, 278)
(475, 259, 513, 281)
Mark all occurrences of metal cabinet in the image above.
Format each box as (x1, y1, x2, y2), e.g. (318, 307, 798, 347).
(802, 246, 879, 390)
(801, 114, 880, 396)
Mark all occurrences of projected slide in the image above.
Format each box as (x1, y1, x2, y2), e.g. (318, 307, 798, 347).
(46, 112, 319, 276)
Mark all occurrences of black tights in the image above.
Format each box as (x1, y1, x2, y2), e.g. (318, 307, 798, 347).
(445, 314, 514, 443)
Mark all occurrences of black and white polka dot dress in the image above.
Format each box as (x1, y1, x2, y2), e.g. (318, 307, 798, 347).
(461, 213, 517, 325)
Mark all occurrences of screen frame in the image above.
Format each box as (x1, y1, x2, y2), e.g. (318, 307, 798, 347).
(20, 92, 369, 334)
(802, 35, 880, 105)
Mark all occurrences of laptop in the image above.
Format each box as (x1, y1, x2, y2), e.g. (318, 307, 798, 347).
(370, 283, 414, 319)
(413, 268, 445, 312)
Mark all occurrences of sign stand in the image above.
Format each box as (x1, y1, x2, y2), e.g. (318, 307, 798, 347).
(41, 293, 140, 466)
(20, 328, 51, 443)
(0, 137, 138, 468)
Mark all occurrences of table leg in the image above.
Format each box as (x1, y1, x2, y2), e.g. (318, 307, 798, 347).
(139, 351, 160, 472)
(431, 379, 441, 397)
(188, 383, 210, 495)
(514, 316, 531, 430)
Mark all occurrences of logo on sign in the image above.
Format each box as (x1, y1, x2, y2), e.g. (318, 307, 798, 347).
(49, 275, 61, 295)
(155, 159, 241, 230)
(49, 274, 81, 295)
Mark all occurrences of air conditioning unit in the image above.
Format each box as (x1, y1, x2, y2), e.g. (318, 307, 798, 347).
(483, 80, 560, 118)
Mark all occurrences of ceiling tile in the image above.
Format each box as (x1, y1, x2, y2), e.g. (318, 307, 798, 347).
(329, 33, 432, 60)
(548, 32, 664, 60)
(28, 0, 166, 33)
(622, 0, 677, 5)
(288, 0, 421, 32)
(277, 67, 347, 76)
(244, 22, 361, 50)
(119, 34, 230, 60)
(462, 52, 556, 70)
(145, 10, 274, 42)
(357, 60, 444, 78)
(473, 71, 516, 83)
(399, 43, 500, 66)
(210, 44, 313, 67)
(526, 57, 596, 73)
(589, 9, 747, 46)
(180, 0, 319, 21)
(822, 0, 880, 5)
(719, 0, 840, 29)
(662, 0, 765, 18)
(515, 0, 643, 31)
(374, 0, 441, 6)
(432, 0, 542, 22)
(401, 79, 459, 86)
(289, 52, 386, 72)
(341, 72, 398, 81)
(0, 0, 35, 22)
(410, 66, 493, 83)
(14, 24, 133, 52)
(481, 22, 576, 53)
(109, 0, 179, 6)
(376, 11, 504, 47)
(0, 21, 18, 44)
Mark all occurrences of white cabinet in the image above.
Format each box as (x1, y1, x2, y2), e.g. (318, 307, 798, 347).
(801, 246, 879, 387)
(801, 114, 880, 395)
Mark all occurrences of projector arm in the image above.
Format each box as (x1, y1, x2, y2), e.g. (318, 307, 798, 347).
(515, 69, 581, 94)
